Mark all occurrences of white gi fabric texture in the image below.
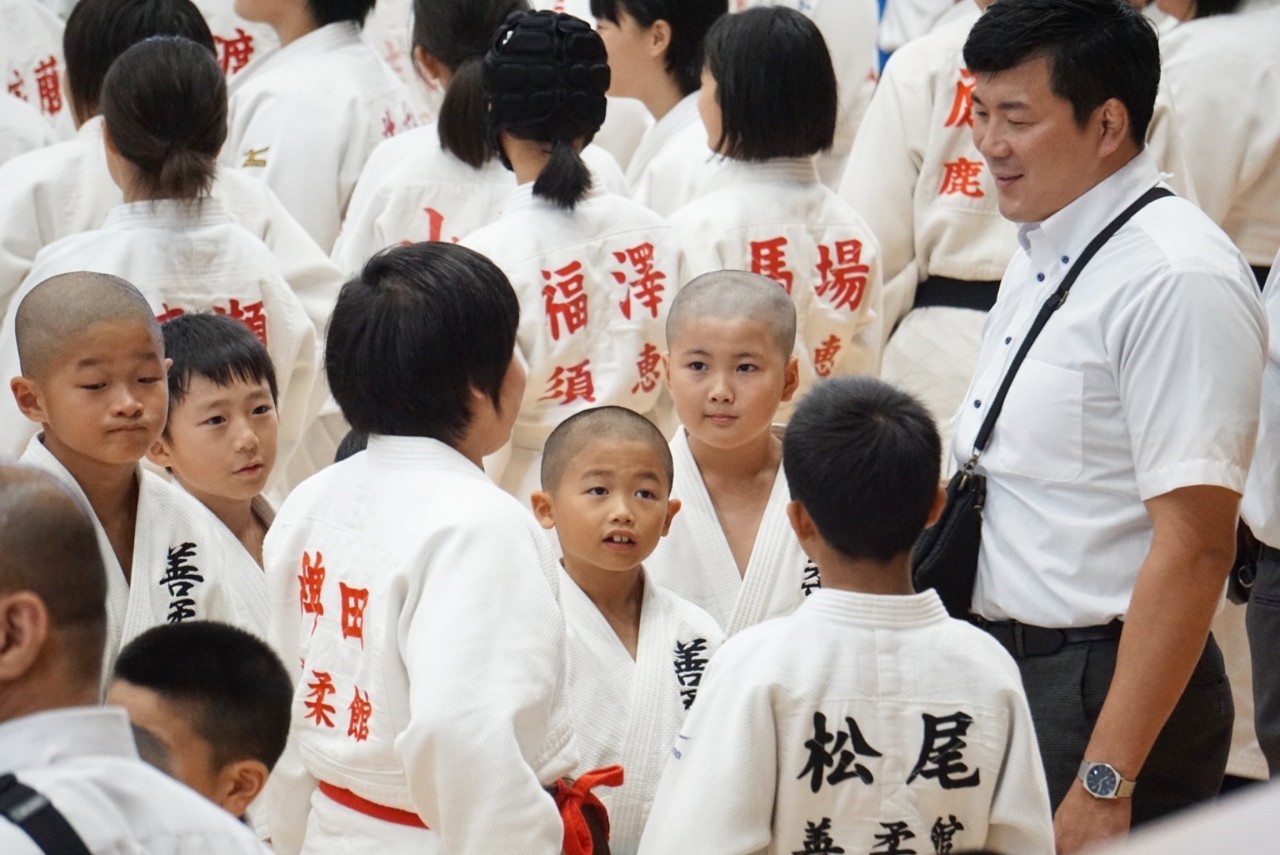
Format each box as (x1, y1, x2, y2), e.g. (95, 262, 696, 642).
(0, 91, 55, 166)
(222, 21, 416, 252)
(264, 436, 577, 854)
(637, 588, 1054, 855)
(559, 570, 723, 855)
(624, 92, 718, 216)
(0, 707, 268, 854)
(461, 185, 678, 499)
(645, 428, 815, 636)
(19, 436, 268, 681)
(0, 198, 320, 485)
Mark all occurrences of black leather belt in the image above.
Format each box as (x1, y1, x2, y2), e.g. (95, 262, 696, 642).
(972, 617, 1125, 659)
(1251, 266, 1271, 289)
(913, 276, 1002, 312)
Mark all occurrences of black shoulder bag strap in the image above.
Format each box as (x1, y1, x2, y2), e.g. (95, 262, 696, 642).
(958, 185, 1175, 476)
(0, 773, 93, 855)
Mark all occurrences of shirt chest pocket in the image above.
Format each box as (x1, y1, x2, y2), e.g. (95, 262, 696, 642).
(989, 358, 1083, 483)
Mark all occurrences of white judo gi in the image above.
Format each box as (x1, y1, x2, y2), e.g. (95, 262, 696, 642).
(222, 21, 416, 252)
(332, 125, 627, 276)
(0, 198, 320, 489)
(0, 90, 55, 165)
(670, 156, 885, 418)
(461, 185, 678, 499)
(263, 435, 578, 855)
(559, 569, 723, 855)
(645, 429, 816, 636)
(360, 0, 443, 127)
(840, 3, 1195, 456)
(19, 436, 268, 682)
(0, 0, 68, 130)
(625, 92, 718, 216)
(1162, 4, 1280, 271)
(637, 588, 1054, 855)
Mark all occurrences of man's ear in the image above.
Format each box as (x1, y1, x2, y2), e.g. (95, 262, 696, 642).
(214, 758, 270, 819)
(660, 498, 682, 536)
(0, 591, 50, 682)
(10, 376, 48, 425)
(1096, 97, 1132, 158)
(529, 491, 556, 530)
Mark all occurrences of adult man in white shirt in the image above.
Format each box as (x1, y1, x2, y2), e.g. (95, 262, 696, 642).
(0, 465, 265, 853)
(952, 0, 1266, 851)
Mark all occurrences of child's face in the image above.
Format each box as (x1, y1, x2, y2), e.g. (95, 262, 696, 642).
(595, 7, 659, 101)
(150, 375, 278, 503)
(533, 438, 680, 577)
(14, 319, 168, 468)
(666, 316, 799, 450)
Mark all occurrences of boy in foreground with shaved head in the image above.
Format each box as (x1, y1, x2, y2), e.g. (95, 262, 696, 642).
(6, 272, 267, 678)
(531, 406, 723, 854)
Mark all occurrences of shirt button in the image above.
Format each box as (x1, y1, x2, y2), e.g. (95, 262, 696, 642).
(973, 399, 982, 408)
(1036, 273, 1045, 282)
(1004, 336, 1012, 345)
(1061, 255, 1070, 264)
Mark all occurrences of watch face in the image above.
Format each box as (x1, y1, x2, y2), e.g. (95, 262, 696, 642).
(1086, 764, 1118, 797)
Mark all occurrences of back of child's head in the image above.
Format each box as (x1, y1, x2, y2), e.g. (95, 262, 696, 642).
(540, 405, 672, 494)
(588, 0, 727, 96)
(111, 621, 292, 773)
(15, 272, 161, 381)
(415, 0, 530, 168)
(784, 376, 941, 562)
(484, 10, 610, 210)
(101, 35, 226, 201)
(665, 269, 796, 361)
(64, 0, 214, 124)
(161, 312, 279, 426)
(309, 0, 378, 27)
(702, 6, 836, 161)
(326, 241, 519, 444)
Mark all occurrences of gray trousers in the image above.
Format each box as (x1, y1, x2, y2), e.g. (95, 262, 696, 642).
(1247, 545, 1280, 776)
(1011, 633, 1232, 824)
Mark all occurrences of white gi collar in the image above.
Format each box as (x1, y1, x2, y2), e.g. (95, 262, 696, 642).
(798, 587, 952, 628)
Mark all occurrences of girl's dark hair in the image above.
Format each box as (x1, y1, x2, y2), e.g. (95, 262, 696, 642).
(484, 11, 610, 210)
(100, 36, 226, 200)
(589, 0, 726, 96)
(703, 6, 836, 161)
(414, 0, 530, 168)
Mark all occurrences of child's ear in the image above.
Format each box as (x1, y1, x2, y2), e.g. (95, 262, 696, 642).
(413, 45, 447, 86)
(648, 19, 672, 60)
(214, 758, 269, 819)
(9, 376, 47, 425)
(529, 491, 556, 530)
(785, 499, 816, 542)
(925, 484, 947, 528)
(780, 356, 801, 403)
(660, 498, 682, 536)
(145, 436, 174, 470)
(661, 352, 670, 388)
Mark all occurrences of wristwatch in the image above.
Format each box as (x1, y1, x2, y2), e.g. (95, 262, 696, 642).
(1077, 761, 1137, 799)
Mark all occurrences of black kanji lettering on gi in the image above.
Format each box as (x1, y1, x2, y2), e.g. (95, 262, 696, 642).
(907, 712, 981, 789)
(793, 817, 845, 854)
(872, 821, 917, 855)
(673, 637, 709, 710)
(797, 711, 882, 793)
(801, 560, 821, 596)
(161, 541, 203, 623)
(930, 815, 965, 854)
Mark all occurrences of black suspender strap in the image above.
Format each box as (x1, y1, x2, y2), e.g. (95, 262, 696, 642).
(0, 773, 93, 855)
(965, 186, 1175, 463)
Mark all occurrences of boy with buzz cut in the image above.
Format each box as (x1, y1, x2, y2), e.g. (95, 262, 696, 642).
(645, 270, 814, 636)
(531, 406, 724, 855)
(106, 620, 293, 821)
(7, 272, 268, 678)
(147, 312, 280, 568)
(638, 376, 1054, 855)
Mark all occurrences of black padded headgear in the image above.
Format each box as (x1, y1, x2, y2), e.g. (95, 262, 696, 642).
(484, 10, 610, 165)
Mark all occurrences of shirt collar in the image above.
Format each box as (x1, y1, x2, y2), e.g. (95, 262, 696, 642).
(651, 92, 701, 143)
(703, 156, 819, 192)
(275, 21, 362, 60)
(500, 176, 605, 215)
(0, 707, 139, 773)
(364, 434, 489, 478)
(103, 197, 229, 229)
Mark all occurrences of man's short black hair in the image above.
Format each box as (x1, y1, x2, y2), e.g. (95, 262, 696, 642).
(963, 0, 1159, 146)
(783, 377, 940, 562)
(589, 0, 727, 96)
(63, 0, 215, 122)
(112, 621, 292, 771)
(702, 6, 835, 161)
(325, 242, 519, 443)
(308, 0, 377, 27)
(161, 313, 279, 426)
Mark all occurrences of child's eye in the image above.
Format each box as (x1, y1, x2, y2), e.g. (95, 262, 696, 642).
(686, 361, 707, 371)
(252, 404, 275, 416)
(635, 489, 657, 500)
(78, 383, 106, 391)
(137, 376, 163, 384)
(736, 363, 758, 372)
(202, 415, 227, 427)
(586, 486, 608, 496)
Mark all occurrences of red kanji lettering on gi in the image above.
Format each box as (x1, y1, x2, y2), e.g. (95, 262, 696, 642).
(298, 551, 325, 633)
(381, 39, 405, 75)
(33, 57, 60, 116)
(347, 686, 372, 742)
(7, 70, 25, 101)
(939, 158, 986, 198)
(304, 670, 337, 728)
(814, 334, 842, 378)
(155, 303, 185, 324)
(814, 240, 869, 311)
(214, 28, 256, 76)
(750, 237, 795, 295)
(382, 110, 396, 139)
(542, 261, 589, 341)
(945, 68, 976, 128)
(339, 582, 369, 647)
(540, 359, 596, 406)
(612, 242, 666, 319)
(213, 299, 268, 347)
(422, 207, 458, 243)
(631, 343, 662, 394)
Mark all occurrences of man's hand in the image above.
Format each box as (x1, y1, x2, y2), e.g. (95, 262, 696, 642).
(1053, 781, 1132, 853)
